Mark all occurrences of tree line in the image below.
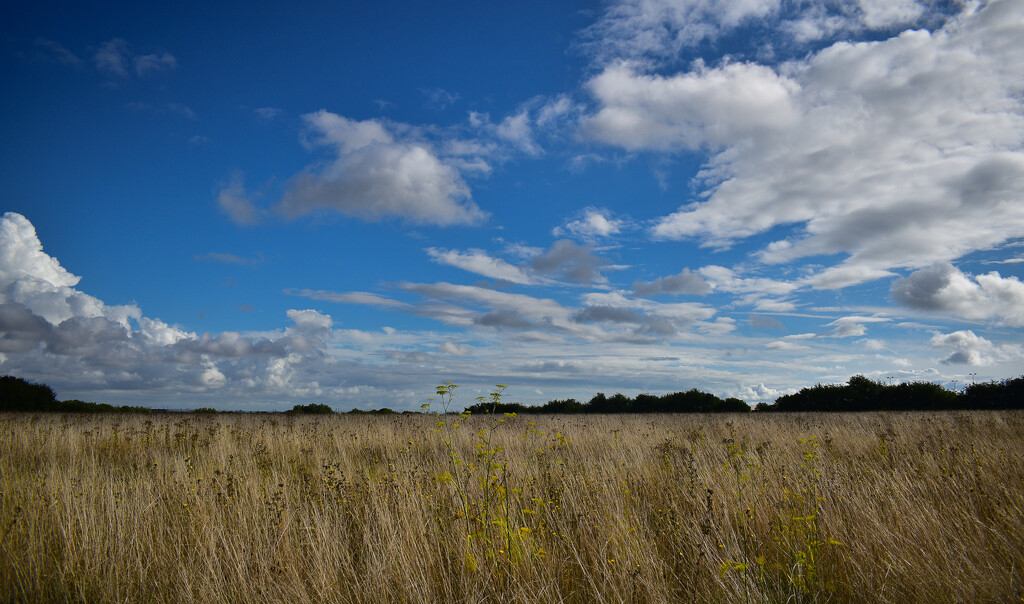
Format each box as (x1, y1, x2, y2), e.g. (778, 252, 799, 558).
(464, 389, 750, 415)
(755, 374, 1024, 412)
(2, 374, 1022, 414)
(0, 376, 151, 414)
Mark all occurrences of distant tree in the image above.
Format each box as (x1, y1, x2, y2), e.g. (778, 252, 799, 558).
(463, 401, 529, 415)
(661, 389, 722, 413)
(607, 393, 632, 413)
(0, 376, 58, 411)
(721, 397, 751, 412)
(631, 393, 662, 413)
(961, 376, 1024, 410)
(286, 403, 334, 415)
(585, 393, 612, 413)
(539, 398, 584, 413)
(768, 375, 967, 412)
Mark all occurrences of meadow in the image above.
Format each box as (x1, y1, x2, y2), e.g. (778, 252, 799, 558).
(1, 403, 1022, 602)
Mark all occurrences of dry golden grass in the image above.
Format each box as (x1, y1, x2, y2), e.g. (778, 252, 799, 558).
(1, 408, 1022, 602)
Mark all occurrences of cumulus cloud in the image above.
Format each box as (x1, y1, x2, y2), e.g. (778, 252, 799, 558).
(475, 309, 538, 330)
(496, 110, 541, 156)
(555, 208, 625, 239)
(696, 265, 798, 306)
(530, 240, 609, 284)
(0, 213, 757, 407)
(286, 309, 333, 333)
(0, 213, 139, 327)
(438, 341, 473, 356)
(892, 262, 1024, 326)
(572, 306, 647, 324)
(217, 173, 262, 226)
(930, 329, 1024, 366)
(633, 268, 710, 296)
(583, 61, 800, 151)
(275, 111, 486, 226)
(783, 0, 938, 42)
(583, 2, 1024, 287)
(0, 212, 382, 405)
(0, 303, 52, 353)
(581, 0, 949, 66)
(580, 0, 782, 65)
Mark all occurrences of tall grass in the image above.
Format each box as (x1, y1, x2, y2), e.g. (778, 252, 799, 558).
(1, 408, 1022, 602)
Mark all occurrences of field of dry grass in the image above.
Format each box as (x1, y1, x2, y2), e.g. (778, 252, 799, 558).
(1, 405, 1022, 602)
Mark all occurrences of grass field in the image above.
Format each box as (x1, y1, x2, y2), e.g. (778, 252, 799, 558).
(1, 407, 1022, 602)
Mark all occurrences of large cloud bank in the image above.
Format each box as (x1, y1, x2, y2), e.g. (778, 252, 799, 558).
(585, 0, 1024, 290)
(0, 212, 349, 404)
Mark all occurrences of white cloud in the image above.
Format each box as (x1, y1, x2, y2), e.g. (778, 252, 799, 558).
(580, 0, 781, 65)
(93, 39, 176, 78)
(1, 213, 80, 290)
(783, 0, 931, 42)
(892, 262, 1024, 326)
(582, 0, 945, 65)
(530, 240, 610, 284)
(217, 174, 261, 226)
(133, 52, 176, 76)
(438, 341, 473, 356)
(555, 208, 625, 239)
(275, 111, 486, 226)
(633, 268, 710, 296)
(805, 265, 898, 291)
(536, 95, 582, 127)
(583, 61, 800, 151)
(399, 282, 571, 325)
(738, 382, 783, 402)
(94, 39, 130, 77)
(0, 213, 383, 404)
(426, 248, 536, 285)
(254, 107, 281, 120)
(697, 265, 797, 296)
(588, 2, 1024, 287)
(857, 0, 925, 29)
(496, 110, 541, 156)
(421, 87, 460, 109)
(0, 212, 139, 327)
(822, 316, 890, 338)
(287, 289, 412, 309)
(930, 329, 1024, 366)
(286, 309, 334, 333)
(34, 38, 82, 66)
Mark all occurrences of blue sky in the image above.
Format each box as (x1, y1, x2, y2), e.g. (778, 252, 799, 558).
(2, 0, 1023, 410)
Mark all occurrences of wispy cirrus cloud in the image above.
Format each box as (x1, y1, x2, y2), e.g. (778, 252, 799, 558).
(94, 38, 176, 78)
(426, 248, 537, 285)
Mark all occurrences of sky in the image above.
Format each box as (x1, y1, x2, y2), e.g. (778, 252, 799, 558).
(2, 0, 1023, 410)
